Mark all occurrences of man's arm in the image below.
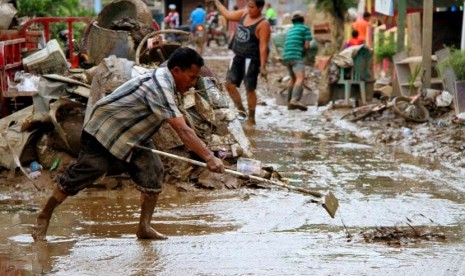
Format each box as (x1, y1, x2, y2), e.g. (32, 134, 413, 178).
(304, 40, 310, 50)
(304, 27, 312, 50)
(256, 21, 271, 75)
(167, 117, 224, 173)
(209, 0, 245, 21)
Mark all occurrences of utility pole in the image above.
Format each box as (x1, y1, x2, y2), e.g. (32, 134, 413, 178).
(397, 0, 406, 52)
(422, 0, 433, 88)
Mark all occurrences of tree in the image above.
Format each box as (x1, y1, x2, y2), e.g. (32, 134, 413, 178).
(17, 0, 94, 17)
(308, 0, 357, 106)
(313, 0, 357, 53)
(16, 0, 95, 43)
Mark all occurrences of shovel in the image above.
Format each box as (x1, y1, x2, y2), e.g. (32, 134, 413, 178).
(128, 143, 339, 218)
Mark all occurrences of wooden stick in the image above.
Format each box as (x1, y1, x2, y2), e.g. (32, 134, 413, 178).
(128, 142, 323, 198)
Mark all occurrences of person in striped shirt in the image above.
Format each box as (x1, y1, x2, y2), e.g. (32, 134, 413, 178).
(32, 47, 225, 241)
(282, 11, 312, 111)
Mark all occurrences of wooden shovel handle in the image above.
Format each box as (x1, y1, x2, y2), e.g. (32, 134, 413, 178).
(128, 143, 324, 198)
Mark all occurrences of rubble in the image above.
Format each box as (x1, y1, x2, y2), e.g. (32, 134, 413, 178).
(1, 0, 464, 192)
(0, 0, 254, 191)
(360, 225, 446, 246)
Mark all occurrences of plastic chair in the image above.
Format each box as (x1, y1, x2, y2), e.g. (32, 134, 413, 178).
(336, 47, 371, 105)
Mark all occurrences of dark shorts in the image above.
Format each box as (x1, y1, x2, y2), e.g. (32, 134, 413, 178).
(284, 59, 306, 78)
(226, 55, 260, 91)
(268, 19, 276, 27)
(58, 131, 164, 196)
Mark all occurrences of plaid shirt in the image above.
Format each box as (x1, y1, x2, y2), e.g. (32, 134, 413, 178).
(84, 67, 182, 161)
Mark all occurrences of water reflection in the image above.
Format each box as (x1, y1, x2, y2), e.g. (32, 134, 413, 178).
(0, 105, 464, 274)
(32, 241, 53, 274)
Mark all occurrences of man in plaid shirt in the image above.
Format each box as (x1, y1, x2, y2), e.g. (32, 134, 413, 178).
(32, 47, 224, 241)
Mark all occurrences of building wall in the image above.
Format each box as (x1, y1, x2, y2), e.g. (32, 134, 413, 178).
(158, 0, 310, 26)
(181, 1, 199, 25)
(162, 1, 205, 26)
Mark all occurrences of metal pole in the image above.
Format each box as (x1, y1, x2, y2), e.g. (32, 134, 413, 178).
(462, 2, 465, 50)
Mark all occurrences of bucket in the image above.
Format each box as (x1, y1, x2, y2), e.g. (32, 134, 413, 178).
(84, 22, 135, 64)
(82, 0, 154, 64)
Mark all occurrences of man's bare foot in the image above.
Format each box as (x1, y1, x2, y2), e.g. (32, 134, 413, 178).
(32, 217, 49, 241)
(136, 227, 168, 240)
(246, 117, 256, 126)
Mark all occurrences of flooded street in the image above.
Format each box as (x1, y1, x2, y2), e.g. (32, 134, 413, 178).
(1, 0, 465, 270)
(1, 96, 464, 275)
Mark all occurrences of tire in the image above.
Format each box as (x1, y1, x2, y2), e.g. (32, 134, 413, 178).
(393, 96, 429, 123)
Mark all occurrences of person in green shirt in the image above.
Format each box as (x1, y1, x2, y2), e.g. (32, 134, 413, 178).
(265, 3, 277, 28)
(282, 11, 312, 111)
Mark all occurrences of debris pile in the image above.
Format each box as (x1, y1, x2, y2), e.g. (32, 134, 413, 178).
(0, 0, 253, 191)
(361, 226, 446, 246)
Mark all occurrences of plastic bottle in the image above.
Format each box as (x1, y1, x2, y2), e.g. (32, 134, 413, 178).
(437, 119, 446, 127)
(236, 157, 261, 175)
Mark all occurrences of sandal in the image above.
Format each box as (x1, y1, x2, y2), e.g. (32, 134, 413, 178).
(237, 110, 247, 122)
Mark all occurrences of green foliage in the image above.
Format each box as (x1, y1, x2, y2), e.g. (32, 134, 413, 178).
(408, 64, 422, 94)
(314, 0, 358, 20)
(17, 0, 95, 45)
(17, 0, 94, 17)
(375, 41, 396, 63)
(437, 48, 465, 81)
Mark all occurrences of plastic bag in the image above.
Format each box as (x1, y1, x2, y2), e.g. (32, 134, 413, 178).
(0, 2, 17, 29)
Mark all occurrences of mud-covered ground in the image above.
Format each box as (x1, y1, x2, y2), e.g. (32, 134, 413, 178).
(0, 46, 464, 275)
(204, 46, 465, 175)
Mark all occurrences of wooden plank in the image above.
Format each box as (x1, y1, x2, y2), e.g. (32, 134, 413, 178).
(393, 52, 409, 96)
(435, 48, 456, 96)
(407, 12, 422, 57)
(454, 81, 465, 115)
(422, 0, 433, 88)
(396, 55, 437, 64)
(3, 91, 38, 98)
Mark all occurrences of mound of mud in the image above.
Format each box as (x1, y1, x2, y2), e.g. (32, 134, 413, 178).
(360, 226, 446, 246)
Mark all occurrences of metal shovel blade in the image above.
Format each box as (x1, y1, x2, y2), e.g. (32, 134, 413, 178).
(323, 191, 339, 218)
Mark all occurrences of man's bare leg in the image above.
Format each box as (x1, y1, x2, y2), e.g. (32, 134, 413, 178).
(246, 89, 257, 125)
(136, 192, 167, 240)
(32, 186, 68, 241)
(225, 83, 246, 115)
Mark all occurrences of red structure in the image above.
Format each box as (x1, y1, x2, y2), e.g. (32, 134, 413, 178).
(0, 17, 91, 117)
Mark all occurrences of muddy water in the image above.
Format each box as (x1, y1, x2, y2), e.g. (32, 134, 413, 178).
(1, 102, 465, 275)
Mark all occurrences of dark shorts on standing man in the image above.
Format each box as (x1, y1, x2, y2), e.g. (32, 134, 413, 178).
(226, 55, 260, 91)
(58, 131, 164, 196)
(268, 19, 276, 27)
